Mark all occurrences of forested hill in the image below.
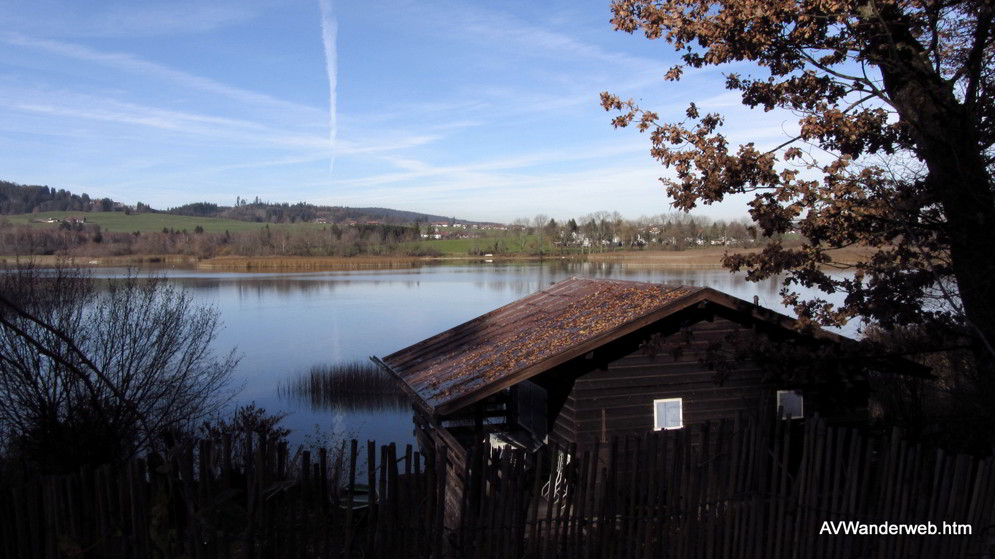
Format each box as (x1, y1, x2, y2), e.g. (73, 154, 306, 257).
(0, 180, 117, 214)
(0, 180, 468, 225)
(171, 200, 461, 225)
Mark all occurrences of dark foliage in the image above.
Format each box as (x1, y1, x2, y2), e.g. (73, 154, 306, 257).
(0, 180, 100, 214)
(0, 264, 239, 475)
(604, 0, 995, 371)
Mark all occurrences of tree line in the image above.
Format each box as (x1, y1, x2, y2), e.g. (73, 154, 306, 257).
(1, 207, 767, 259)
(502, 211, 765, 255)
(0, 180, 117, 214)
(0, 221, 432, 259)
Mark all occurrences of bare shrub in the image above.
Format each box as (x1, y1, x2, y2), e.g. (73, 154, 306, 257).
(0, 263, 239, 474)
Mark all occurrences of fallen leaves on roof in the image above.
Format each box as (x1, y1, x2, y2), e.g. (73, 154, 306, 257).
(384, 278, 697, 409)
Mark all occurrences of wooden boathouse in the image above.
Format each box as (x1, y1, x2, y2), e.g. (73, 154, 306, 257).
(376, 277, 921, 461)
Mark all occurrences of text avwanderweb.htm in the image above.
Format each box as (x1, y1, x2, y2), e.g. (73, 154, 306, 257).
(820, 521, 972, 536)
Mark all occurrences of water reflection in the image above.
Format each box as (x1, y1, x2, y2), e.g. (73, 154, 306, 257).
(94, 261, 787, 305)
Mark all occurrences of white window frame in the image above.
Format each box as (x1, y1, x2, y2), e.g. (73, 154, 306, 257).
(776, 390, 804, 419)
(653, 398, 684, 431)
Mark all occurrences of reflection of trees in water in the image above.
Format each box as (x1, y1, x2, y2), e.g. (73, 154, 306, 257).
(240, 278, 427, 301)
(466, 261, 788, 300)
(234, 279, 333, 302)
(169, 260, 792, 301)
(167, 261, 793, 313)
(279, 362, 410, 413)
(171, 276, 422, 301)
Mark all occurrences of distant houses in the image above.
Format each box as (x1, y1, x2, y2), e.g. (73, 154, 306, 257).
(34, 216, 86, 225)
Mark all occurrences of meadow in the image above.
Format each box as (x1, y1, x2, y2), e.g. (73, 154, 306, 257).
(4, 211, 272, 233)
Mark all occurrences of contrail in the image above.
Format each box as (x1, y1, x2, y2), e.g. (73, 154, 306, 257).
(318, 0, 337, 176)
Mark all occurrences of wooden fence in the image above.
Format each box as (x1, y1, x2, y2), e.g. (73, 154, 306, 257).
(456, 417, 995, 558)
(2, 418, 994, 558)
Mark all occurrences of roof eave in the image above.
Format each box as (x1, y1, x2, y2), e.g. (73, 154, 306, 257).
(370, 356, 438, 418)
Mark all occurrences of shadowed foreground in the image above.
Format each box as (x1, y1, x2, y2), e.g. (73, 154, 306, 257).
(2, 417, 993, 558)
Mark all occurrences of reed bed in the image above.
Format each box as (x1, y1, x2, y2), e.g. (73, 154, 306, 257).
(585, 245, 875, 268)
(281, 361, 411, 412)
(196, 256, 430, 271)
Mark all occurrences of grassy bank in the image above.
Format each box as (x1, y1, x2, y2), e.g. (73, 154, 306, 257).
(585, 247, 744, 268)
(586, 245, 874, 268)
(400, 236, 517, 256)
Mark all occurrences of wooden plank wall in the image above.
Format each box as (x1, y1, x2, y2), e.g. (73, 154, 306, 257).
(557, 318, 770, 452)
(3, 418, 994, 558)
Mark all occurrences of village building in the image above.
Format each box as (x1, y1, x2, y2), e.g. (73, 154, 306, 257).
(376, 277, 925, 459)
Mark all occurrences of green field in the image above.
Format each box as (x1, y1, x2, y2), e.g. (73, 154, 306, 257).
(2, 212, 311, 234)
(400, 234, 562, 256)
(402, 237, 505, 255)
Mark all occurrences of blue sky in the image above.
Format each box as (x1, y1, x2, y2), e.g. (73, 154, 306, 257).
(0, 0, 790, 223)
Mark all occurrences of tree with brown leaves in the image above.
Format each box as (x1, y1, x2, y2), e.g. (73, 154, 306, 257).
(603, 0, 995, 374)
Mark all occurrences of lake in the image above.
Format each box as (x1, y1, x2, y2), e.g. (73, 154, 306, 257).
(103, 260, 839, 448)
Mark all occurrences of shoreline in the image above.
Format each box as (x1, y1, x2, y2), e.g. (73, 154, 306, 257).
(0, 246, 872, 271)
(585, 245, 872, 268)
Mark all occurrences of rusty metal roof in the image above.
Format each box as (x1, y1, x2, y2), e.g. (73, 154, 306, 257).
(379, 277, 707, 415)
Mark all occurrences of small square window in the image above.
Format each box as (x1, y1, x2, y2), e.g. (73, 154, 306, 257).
(777, 390, 804, 419)
(653, 398, 683, 430)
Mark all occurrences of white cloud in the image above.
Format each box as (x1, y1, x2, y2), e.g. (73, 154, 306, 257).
(432, 2, 668, 75)
(5, 92, 327, 150)
(334, 139, 646, 190)
(318, 0, 338, 174)
(0, 33, 325, 119)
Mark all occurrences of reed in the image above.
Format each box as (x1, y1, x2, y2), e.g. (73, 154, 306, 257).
(281, 361, 411, 412)
(196, 255, 430, 271)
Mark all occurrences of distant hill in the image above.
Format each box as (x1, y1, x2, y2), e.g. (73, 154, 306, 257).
(0, 180, 483, 226)
(0, 180, 117, 214)
(171, 200, 467, 225)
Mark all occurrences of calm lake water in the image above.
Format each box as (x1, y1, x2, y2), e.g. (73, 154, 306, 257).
(99, 260, 841, 447)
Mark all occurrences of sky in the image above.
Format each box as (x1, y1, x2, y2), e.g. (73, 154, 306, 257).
(0, 0, 795, 223)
